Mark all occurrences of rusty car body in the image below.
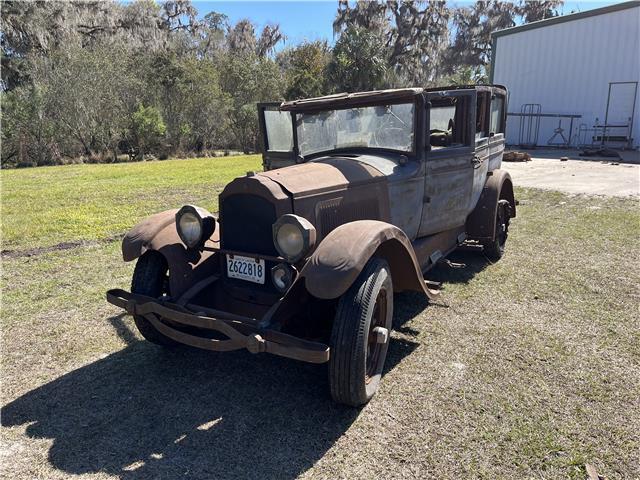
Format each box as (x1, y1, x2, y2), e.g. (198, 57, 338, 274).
(107, 85, 515, 406)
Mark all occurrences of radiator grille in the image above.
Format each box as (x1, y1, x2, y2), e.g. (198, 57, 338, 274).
(220, 194, 278, 256)
(317, 197, 380, 237)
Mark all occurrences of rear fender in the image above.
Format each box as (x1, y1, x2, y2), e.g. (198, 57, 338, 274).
(121, 209, 219, 298)
(298, 220, 438, 301)
(466, 170, 516, 241)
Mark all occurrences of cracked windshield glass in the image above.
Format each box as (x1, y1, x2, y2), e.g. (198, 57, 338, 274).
(296, 103, 415, 156)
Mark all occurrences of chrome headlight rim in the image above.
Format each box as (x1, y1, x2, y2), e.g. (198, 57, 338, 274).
(272, 214, 316, 263)
(175, 204, 216, 249)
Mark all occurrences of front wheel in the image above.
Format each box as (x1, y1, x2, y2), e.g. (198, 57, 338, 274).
(329, 257, 393, 407)
(483, 199, 511, 261)
(130, 251, 177, 346)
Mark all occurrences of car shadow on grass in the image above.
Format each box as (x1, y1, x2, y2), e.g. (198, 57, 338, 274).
(2, 309, 420, 480)
(427, 250, 492, 285)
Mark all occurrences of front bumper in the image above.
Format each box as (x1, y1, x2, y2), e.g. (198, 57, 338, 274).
(106, 289, 330, 364)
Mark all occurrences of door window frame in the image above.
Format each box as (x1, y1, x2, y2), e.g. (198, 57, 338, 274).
(425, 89, 477, 160)
(489, 93, 507, 136)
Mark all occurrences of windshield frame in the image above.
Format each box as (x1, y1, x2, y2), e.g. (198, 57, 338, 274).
(290, 97, 423, 162)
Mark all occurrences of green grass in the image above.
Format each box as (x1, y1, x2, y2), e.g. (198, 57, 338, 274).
(1, 158, 639, 479)
(0, 155, 262, 250)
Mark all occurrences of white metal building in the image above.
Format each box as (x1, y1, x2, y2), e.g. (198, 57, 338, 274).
(490, 1, 640, 149)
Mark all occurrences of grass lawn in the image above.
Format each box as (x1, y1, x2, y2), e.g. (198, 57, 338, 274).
(1, 157, 639, 479)
(0, 155, 262, 250)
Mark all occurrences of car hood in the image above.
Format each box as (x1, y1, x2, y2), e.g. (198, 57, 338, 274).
(257, 156, 386, 198)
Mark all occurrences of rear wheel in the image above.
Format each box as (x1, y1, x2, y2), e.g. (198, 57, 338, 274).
(329, 257, 393, 407)
(483, 199, 511, 261)
(131, 251, 177, 346)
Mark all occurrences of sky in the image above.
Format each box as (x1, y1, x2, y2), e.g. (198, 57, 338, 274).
(192, 0, 621, 48)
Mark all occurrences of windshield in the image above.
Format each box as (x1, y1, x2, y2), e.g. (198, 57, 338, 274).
(296, 103, 415, 157)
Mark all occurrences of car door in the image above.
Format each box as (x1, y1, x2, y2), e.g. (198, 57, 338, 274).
(257, 103, 297, 170)
(470, 90, 491, 212)
(419, 89, 476, 237)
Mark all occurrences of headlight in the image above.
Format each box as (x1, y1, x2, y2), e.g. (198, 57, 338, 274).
(271, 263, 296, 293)
(272, 214, 316, 262)
(175, 205, 216, 249)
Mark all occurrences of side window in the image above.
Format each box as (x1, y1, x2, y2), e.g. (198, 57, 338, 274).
(263, 110, 293, 152)
(429, 96, 471, 150)
(490, 95, 505, 135)
(476, 92, 490, 139)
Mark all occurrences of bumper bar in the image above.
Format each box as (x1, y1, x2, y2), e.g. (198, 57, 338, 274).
(106, 289, 329, 364)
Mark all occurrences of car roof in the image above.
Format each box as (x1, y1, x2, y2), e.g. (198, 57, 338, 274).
(279, 88, 424, 112)
(279, 85, 507, 112)
(425, 84, 507, 95)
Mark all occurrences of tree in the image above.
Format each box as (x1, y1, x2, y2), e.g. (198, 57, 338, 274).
(1, 84, 59, 166)
(280, 41, 332, 100)
(195, 11, 228, 59)
(333, 0, 451, 86)
(257, 24, 285, 58)
(445, 1, 562, 82)
(160, 0, 199, 34)
(226, 19, 257, 55)
(386, 1, 451, 85)
(130, 104, 166, 158)
(518, 0, 562, 22)
(219, 52, 283, 152)
(445, 1, 516, 82)
(226, 18, 285, 58)
(173, 57, 231, 152)
(327, 26, 389, 92)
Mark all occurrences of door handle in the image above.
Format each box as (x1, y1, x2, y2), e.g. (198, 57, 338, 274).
(472, 155, 482, 166)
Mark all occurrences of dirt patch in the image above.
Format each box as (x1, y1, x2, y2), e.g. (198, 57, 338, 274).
(503, 157, 640, 197)
(1, 235, 124, 259)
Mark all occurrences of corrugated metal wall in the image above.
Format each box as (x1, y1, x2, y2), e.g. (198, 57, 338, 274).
(493, 6, 640, 148)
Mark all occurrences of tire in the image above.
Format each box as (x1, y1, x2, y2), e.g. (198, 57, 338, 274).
(329, 257, 393, 407)
(483, 199, 511, 261)
(130, 251, 177, 346)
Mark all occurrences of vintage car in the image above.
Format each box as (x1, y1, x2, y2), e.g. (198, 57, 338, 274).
(107, 85, 515, 406)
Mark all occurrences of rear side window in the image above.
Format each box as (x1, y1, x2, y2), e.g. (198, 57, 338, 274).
(490, 96, 505, 134)
(264, 110, 293, 152)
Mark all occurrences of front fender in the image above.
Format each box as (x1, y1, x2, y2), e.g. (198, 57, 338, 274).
(122, 209, 179, 262)
(121, 209, 219, 298)
(299, 220, 438, 301)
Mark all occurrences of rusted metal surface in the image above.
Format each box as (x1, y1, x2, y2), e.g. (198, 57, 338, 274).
(280, 88, 424, 112)
(122, 208, 219, 262)
(412, 226, 466, 272)
(106, 289, 330, 363)
(299, 220, 439, 301)
(279, 85, 507, 113)
(465, 170, 516, 242)
(122, 208, 219, 298)
(122, 209, 179, 262)
(259, 157, 384, 197)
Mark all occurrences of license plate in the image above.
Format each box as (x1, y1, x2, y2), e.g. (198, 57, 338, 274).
(226, 254, 265, 284)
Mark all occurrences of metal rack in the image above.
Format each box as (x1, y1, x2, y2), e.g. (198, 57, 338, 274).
(577, 118, 634, 149)
(508, 106, 581, 148)
(517, 103, 541, 148)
